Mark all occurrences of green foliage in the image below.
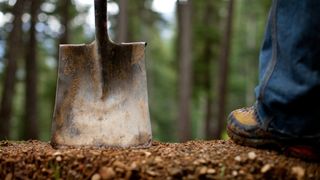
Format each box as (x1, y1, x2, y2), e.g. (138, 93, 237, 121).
(49, 161, 61, 180)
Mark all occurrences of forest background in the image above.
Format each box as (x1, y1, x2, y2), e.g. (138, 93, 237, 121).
(0, 0, 271, 142)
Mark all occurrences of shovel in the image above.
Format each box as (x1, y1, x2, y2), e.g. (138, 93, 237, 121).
(50, 0, 152, 148)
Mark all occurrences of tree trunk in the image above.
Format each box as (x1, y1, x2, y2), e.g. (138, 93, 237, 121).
(204, 35, 215, 139)
(23, 0, 41, 140)
(216, 0, 234, 139)
(59, 0, 71, 44)
(117, 0, 128, 43)
(177, 0, 192, 142)
(202, 2, 215, 140)
(204, 92, 214, 139)
(0, 0, 25, 139)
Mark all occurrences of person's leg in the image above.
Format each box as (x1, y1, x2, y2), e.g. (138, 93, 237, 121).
(227, 0, 320, 160)
(256, 0, 320, 138)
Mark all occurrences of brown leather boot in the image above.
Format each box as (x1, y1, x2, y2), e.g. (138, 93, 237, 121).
(227, 106, 320, 161)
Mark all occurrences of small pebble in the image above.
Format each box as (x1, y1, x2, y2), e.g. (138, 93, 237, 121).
(146, 170, 158, 176)
(248, 151, 257, 160)
(154, 156, 162, 163)
(52, 151, 62, 156)
(234, 156, 241, 162)
(291, 166, 305, 180)
(261, 164, 272, 173)
(76, 154, 85, 159)
(198, 159, 207, 164)
(239, 170, 245, 175)
(144, 151, 152, 157)
(232, 170, 238, 176)
(99, 167, 116, 180)
(56, 156, 62, 162)
(91, 173, 101, 180)
(169, 168, 181, 176)
(199, 167, 207, 174)
(113, 161, 127, 169)
(207, 168, 216, 174)
(130, 162, 138, 170)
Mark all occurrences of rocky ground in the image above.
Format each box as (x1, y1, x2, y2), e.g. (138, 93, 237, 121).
(0, 140, 319, 179)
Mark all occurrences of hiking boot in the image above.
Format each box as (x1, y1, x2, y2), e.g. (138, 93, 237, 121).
(226, 106, 320, 161)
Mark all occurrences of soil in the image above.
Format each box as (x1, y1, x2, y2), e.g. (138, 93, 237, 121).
(0, 140, 319, 180)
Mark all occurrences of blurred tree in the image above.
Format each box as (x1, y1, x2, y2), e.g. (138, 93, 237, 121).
(191, 0, 222, 139)
(216, 0, 234, 139)
(177, 0, 192, 142)
(227, 0, 271, 129)
(200, 1, 219, 139)
(0, 0, 26, 139)
(23, 0, 42, 140)
(59, 0, 71, 44)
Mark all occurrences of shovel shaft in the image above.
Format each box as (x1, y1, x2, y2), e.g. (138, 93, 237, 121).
(94, 0, 111, 96)
(94, 0, 110, 49)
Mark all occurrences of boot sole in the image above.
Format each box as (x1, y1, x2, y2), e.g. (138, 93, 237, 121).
(227, 126, 319, 162)
(227, 125, 282, 149)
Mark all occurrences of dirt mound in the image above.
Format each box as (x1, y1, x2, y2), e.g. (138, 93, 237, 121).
(0, 140, 319, 179)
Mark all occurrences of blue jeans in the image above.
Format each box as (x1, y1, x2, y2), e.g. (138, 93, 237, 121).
(255, 0, 320, 139)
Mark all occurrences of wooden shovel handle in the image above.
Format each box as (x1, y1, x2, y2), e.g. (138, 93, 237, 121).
(94, 0, 111, 48)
